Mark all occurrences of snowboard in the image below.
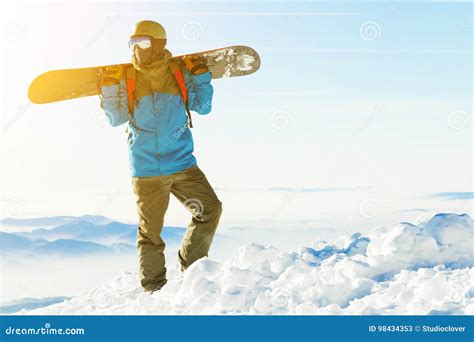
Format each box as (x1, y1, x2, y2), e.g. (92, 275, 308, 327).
(28, 45, 260, 104)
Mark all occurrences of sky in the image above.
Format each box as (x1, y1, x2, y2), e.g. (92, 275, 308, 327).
(0, 1, 472, 244)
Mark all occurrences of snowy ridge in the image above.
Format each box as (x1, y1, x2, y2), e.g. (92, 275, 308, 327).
(25, 213, 473, 315)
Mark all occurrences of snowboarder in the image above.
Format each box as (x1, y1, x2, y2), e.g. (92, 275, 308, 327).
(99, 20, 223, 294)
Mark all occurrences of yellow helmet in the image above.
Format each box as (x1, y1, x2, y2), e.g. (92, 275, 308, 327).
(131, 20, 166, 40)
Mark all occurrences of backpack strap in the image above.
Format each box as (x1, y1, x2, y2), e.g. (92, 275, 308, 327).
(125, 65, 136, 115)
(169, 59, 193, 128)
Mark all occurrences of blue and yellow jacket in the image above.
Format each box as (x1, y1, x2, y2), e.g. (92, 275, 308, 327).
(100, 68, 213, 177)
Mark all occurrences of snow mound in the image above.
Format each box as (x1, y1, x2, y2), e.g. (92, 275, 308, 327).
(24, 213, 473, 315)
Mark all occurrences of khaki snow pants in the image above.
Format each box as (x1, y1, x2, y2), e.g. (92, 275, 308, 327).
(131, 164, 222, 291)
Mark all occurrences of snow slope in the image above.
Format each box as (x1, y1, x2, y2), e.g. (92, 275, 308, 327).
(24, 213, 473, 315)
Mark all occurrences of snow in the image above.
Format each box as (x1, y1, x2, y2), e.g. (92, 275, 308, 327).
(23, 213, 473, 315)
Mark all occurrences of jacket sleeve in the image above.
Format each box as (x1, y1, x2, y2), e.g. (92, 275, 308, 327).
(186, 71, 213, 115)
(100, 79, 131, 127)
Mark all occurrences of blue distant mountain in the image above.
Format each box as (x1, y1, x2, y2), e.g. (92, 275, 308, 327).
(33, 238, 111, 255)
(0, 215, 111, 228)
(0, 231, 134, 257)
(18, 221, 135, 244)
(0, 232, 46, 251)
(0, 216, 188, 257)
(14, 220, 186, 245)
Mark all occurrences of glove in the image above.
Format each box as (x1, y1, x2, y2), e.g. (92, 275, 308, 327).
(182, 56, 209, 75)
(99, 65, 123, 86)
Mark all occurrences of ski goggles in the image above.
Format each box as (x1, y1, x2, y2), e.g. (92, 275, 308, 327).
(129, 36, 152, 50)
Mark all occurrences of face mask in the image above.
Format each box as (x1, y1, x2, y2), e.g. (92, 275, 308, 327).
(134, 46, 153, 65)
(131, 37, 168, 66)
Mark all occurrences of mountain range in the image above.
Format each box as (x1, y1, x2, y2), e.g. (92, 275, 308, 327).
(0, 216, 186, 257)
